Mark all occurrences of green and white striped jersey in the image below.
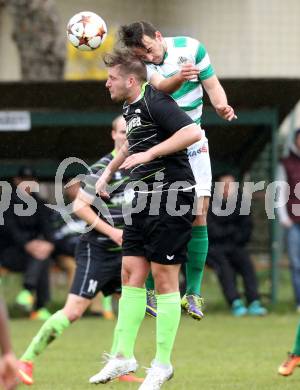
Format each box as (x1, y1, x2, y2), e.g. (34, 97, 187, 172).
(146, 36, 214, 125)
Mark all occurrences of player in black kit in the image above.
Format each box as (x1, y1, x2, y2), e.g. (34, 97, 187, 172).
(17, 116, 131, 386)
(89, 50, 202, 390)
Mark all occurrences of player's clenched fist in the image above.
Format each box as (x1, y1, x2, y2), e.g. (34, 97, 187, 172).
(179, 63, 199, 81)
(215, 104, 237, 121)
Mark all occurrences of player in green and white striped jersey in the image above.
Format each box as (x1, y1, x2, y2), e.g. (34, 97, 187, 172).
(120, 21, 236, 321)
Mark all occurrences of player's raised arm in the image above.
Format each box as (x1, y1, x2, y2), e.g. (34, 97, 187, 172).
(120, 123, 201, 170)
(202, 75, 237, 121)
(149, 63, 200, 94)
(120, 89, 202, 170)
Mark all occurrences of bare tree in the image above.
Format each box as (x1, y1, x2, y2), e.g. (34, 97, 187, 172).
(2, 0, 65, 80)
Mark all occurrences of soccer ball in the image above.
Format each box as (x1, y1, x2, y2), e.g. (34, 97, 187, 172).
(67, 11, 107, 51)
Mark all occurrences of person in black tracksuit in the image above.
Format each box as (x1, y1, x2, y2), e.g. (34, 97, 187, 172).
(0, 167, 54, 317)
(206, 173, 267, 316)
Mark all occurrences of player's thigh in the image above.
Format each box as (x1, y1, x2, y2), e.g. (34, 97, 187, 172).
(151, 262, 181, 294)
(122, 211, 150, 287)
(122, 217, 145, 259)
(98, 251, 122, 296)
(145, 190, 195, 266)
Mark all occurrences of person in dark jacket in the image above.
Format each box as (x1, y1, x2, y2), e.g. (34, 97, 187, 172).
(0, 167, 54, 320)
(277, 129, 300, 376)
(277, 128, 300, 310)
(206, 173, 267, 316)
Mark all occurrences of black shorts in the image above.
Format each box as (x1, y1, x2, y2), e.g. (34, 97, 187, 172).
(122, 190, 195, 265)
(70, 241, 122, 299)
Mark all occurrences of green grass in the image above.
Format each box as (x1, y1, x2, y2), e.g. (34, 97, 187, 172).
(5, 266, 300, 389)
(11, 313, 300, 390)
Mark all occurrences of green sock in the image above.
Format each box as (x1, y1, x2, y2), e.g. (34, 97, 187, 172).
(21, 310, 70, 362)
(155, 292, 181, 365)
(110, 325, 119, 356)
(112, 286, 146, 358)
(185, 226, 208, 296)
(292, 321, 300, 356)
(102, 295, 113, 312)
(145, 272, 155, 290)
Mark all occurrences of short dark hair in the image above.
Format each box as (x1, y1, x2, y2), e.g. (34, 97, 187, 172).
(103, 49, 147, 82)
(119, 21, 157, 49)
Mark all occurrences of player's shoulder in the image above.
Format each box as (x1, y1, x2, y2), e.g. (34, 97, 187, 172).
(89, 152, 113, 173)
(144, 83, 176, 116)
(166, 36, 199, 49)
(144, 82, 173, 102)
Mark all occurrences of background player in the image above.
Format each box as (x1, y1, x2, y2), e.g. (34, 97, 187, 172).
(17, 116, 130, 386)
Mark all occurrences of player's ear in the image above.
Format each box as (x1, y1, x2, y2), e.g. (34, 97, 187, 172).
(155, 31, 162, 41)
(126, 75, 135, 88)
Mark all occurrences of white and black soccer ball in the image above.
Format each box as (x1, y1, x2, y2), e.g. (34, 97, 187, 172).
(67, 11, 107, 51)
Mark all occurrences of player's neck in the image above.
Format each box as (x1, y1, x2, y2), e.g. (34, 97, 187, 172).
(126, 85, 143, 104)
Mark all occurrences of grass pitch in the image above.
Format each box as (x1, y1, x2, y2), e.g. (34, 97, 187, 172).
(11, 312, 300, 390)
(6, 267, 300, 389)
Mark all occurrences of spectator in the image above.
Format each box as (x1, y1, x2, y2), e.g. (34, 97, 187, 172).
(0, 166, 54, 321)
(206, 173, 267, 316)
(277, 128, 300, 311)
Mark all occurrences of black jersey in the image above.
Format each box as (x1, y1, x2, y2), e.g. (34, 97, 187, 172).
(80, 150, 130, 251)
(123, 83, 196, 191)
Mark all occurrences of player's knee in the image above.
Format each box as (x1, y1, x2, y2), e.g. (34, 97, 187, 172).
(193, 214, 207, 226)
(155, 282, 171, 294)
(67, 308, 83, 322)
(63, 303, 85, 322)
(121, 268, 131, 284)
(122, 262, 146, 287)
(152, 270, 177, 294)
(194, 197, 209, 225)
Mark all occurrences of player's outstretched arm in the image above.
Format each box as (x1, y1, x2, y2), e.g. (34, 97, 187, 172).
(150, 63, 200, 94)
(202, 75, 237, 121)
(120, 123, 201, 169)
(95, 141, 129, 196)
